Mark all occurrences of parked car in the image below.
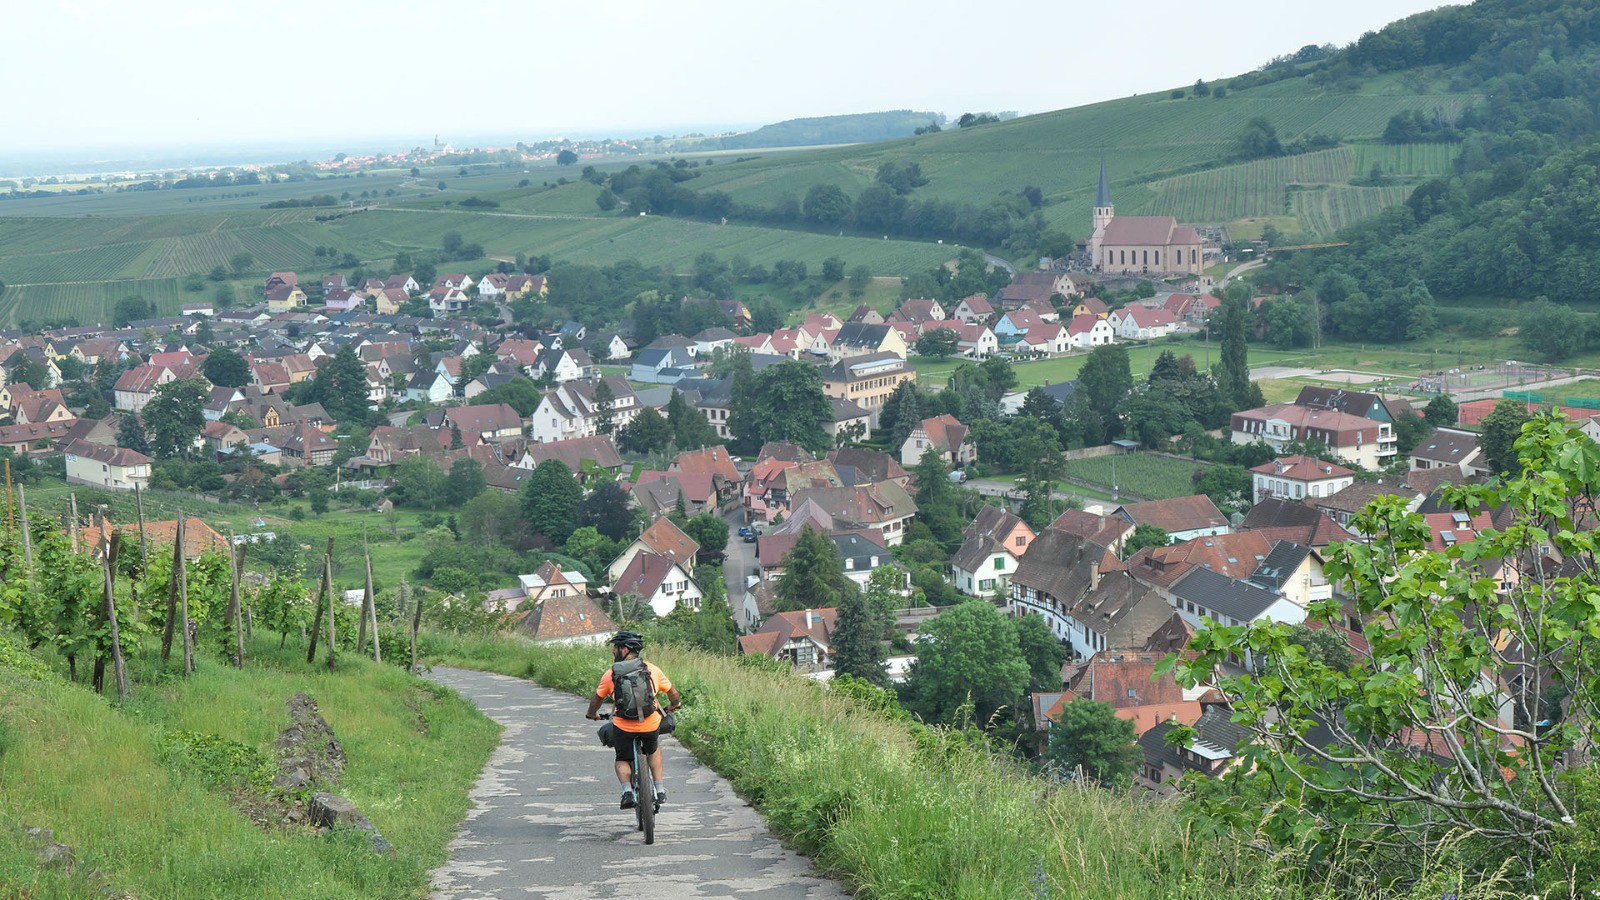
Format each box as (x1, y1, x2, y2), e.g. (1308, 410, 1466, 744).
(947, 470, 968, 484)
(743, 531, 757, 543)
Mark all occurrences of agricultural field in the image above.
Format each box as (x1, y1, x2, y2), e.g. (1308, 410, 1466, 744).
(1061, 453, 1211, 501)
(1142, 143, 1454, 238)
(0, 242, 161, 284)
(1292, 184, 1414, 237)
(0, 278, 199, 324)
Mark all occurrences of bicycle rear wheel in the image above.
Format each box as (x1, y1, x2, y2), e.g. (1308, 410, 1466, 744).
(636, 756, 656, 845)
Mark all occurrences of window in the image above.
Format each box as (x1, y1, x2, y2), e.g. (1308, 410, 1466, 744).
(1015, 536, 1026, 546)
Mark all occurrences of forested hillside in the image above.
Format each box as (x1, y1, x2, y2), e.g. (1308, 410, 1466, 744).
(1259, 0, 1600, 341)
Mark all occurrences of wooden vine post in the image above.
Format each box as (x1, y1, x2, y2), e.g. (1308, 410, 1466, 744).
(407, 579, 422, 673)
(323, 547, 337, 672)
(102, 534, 130, 701)
(17, 484, 32, 569)
(133, 485, 149, 634)
(177, 518, 194, 675)
(358, 529, 380, 663)
(68, 493, 80, 553)
(162, 513, 182, 664)
(306, 537, 333, 663)
(225, 537, 246, 669)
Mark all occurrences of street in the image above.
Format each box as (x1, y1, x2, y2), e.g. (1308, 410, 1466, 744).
(720, 505, 755, 611)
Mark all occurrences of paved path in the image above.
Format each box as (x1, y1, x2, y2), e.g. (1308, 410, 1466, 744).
(427, 667, 848, 900)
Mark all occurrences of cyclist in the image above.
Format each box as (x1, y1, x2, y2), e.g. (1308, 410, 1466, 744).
(586, 630, 681, 810)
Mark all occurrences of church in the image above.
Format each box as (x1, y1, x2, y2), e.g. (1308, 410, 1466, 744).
(1088, 161, 1204, 276)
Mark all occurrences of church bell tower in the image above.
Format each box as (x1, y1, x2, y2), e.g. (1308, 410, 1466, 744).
(1091, 158, 1114, 267)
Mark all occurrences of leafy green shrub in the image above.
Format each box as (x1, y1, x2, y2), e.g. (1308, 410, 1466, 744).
(0, 631, 51, 679)
(156, 731, 280, 792)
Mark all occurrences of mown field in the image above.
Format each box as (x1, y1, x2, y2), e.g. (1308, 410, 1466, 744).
(1060, 453, 1210, 501)
(910, 340, 1310, 389)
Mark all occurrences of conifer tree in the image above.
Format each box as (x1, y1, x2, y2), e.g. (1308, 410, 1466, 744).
(592, 378, 617, 435)
(774, 525, 854, 612)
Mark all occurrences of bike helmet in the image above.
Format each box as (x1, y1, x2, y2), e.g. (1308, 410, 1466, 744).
(608, 630, 644, 652)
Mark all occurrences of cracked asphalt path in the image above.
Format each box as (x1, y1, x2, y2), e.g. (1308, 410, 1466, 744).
(428, 667, 849, 899)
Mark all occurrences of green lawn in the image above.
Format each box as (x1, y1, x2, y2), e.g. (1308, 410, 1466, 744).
(911, 340, 1307, 389)
(1061, 453, 1211, 501)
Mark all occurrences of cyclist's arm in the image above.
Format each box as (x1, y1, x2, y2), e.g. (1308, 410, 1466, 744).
(585, 692, 606, 720)
(664, 686, 682, 711)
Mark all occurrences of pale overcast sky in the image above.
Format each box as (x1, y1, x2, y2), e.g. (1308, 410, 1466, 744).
(7, 0, 1457, 153)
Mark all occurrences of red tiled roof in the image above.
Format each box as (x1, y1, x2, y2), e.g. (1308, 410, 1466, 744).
(737, 608, 838, 659)
(1116, 495, 1228, 533)
(636, 517, 701, 566)
(1250, 455, 1355, 481)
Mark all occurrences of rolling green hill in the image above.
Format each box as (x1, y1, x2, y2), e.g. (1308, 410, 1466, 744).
(681, 86, 1467, 236)
(0, 34, 1479, 324)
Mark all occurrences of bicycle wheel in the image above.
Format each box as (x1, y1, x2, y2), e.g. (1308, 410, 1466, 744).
(632, 743, 645, 832)
(636, 754, 656, 845)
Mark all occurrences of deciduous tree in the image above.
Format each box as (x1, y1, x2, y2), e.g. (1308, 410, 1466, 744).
(774, 525, 854, 613)
(143, 378, 208, 459)
(1166, 414, 1600, 887)
(1078, 344, 1133, 439)
(684, 512, 728, 556)
(1478, 398, 1530, 476)
(1046, 698, 1139, 785)
(577, 480, 634, 542)
(523, 459, 583, 545)
(901, 599, 1029, 726)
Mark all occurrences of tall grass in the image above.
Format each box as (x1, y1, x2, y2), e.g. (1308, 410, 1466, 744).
(425, 633, 1255, 899)
(0, 634, 498, 899)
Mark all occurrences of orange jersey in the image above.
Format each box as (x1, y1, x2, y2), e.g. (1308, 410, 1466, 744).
(596, 660, 673, 733)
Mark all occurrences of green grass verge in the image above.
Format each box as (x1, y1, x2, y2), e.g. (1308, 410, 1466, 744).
(0, 633, 498, 899)
(422, 633, 1257, 899)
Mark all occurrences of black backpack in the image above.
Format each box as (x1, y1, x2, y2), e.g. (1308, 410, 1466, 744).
(611, 658, 657, 721)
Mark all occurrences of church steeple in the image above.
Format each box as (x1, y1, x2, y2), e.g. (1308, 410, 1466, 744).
(1091, 157, 1115, 269)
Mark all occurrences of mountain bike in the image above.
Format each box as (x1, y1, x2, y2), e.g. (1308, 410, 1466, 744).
(599, 713, 656, 844)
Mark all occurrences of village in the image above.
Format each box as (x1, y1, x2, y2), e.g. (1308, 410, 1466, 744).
(0, 188, 1558, 798)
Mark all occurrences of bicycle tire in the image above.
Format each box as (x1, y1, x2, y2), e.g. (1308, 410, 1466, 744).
(636, 748, 656, 845)
(632, 742, 645, 832)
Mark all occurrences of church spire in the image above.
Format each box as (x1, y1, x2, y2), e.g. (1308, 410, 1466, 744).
(1096, 157, 1111, 208)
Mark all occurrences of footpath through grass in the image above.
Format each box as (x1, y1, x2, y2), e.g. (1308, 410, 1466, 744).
(0, 633, 498, 899)
(425, 633, 1260, 900)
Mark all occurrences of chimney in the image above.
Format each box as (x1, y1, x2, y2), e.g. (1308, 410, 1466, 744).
(805, 609, 814, 630)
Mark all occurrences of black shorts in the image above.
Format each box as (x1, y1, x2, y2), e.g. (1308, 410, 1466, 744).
(613, 727, 660, 763)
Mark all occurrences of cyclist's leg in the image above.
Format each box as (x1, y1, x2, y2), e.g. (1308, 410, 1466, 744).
(613, 733, 635, 786)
